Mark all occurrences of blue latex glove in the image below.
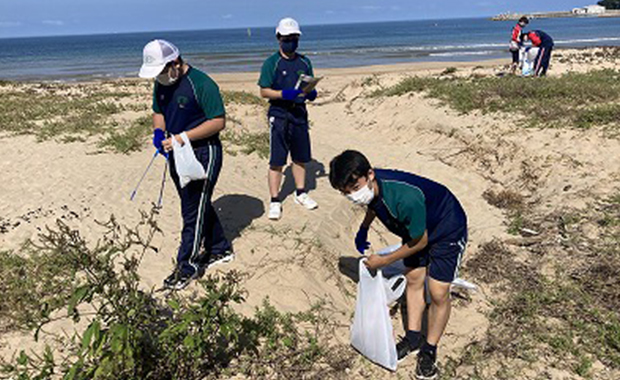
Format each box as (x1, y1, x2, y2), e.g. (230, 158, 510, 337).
(305, 89, 318, 101)
(355, 226, 370, 254)
(281, 89, 303, 101)
(153, 129, 165, 154)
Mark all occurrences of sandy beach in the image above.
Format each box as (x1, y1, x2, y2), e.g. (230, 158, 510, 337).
(1, 48, 619, 379)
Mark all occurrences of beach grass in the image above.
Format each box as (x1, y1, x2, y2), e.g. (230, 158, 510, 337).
(222, 90, 266, 107)
(98, 115, 152, 154)
(0, 83, 269, 155)
(371, 69, 620, 130)
(0, 89, 123, 138)
(457, 193, 620, 377)
(221, 129, 270, 159)
(0, 82, 150, 153)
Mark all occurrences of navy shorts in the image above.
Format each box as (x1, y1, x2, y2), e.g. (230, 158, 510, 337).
(403, 229, 467, 283)
(269, 114, 311, 167)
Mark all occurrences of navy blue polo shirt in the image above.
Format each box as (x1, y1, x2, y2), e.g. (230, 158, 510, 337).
(152, 66, 225, 141)
(258, 52, 314, 119)
(369, 169, 467, 244)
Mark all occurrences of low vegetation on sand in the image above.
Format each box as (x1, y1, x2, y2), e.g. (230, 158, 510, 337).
(447, 192, 620, 378)
(0, 209, 353, 380)
(0, 81, 150, 153)
(372, 69, 620, 130)
(0, 82, 269, 156)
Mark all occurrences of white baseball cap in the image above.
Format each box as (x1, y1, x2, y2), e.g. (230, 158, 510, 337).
(276, 17, 302, 36)
(139, 39, 180, 79)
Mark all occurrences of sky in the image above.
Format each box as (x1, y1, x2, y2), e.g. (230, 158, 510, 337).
(0, 1, 589, 38)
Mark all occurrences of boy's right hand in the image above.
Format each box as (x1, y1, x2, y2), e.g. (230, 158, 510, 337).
(153, 129, 166, 154)
(355, 226, 370, 254)
(281, 89, 303, 101)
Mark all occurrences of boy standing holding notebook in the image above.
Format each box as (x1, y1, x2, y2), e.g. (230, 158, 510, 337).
(258, 17, 319, 220)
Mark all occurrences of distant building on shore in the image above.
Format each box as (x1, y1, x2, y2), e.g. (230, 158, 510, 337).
(572, 4, 606, 14)
(492, 4, 617, 20)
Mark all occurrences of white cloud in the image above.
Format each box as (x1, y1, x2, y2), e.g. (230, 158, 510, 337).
(222, 14, 233, 19)
(42, 20, 64, 26)
(0, 21, 22, 27)
(325, 10, 336, 15)
(390, 6, 401, 11)
(361, 5, 383, 11)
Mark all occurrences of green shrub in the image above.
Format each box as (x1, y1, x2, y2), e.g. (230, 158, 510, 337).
(0, 209, 352, 380)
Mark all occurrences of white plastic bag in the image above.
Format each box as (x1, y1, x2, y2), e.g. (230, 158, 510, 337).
(384, 273, 407, 305)
(521, 47, 539, 77)
(350, 259, 405, 371)
(508, 40, 520, 51)
(451, 278, 477, 291)
(377, 244, 478, 294)
(378, 244, 407, 278)
(172, 132, 206, 188)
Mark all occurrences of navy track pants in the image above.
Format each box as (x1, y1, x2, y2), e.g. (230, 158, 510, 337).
(169, 140, 231, 276)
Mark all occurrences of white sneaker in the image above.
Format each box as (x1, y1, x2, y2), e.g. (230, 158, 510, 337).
(206, 251, 235, 268)
(294, 192, 318, 210)
(268, 202, 282, 220)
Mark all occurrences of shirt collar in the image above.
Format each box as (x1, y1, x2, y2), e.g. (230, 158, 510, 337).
(369, 173, 383, 208)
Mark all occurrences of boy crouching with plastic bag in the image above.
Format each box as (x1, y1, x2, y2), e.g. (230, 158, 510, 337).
(329, 150, 468, 380)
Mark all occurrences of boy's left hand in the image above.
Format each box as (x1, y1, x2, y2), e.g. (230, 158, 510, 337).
(305, 89, 317, 101)
(364, 254, 387, 270)
(162, 135, 184, 153)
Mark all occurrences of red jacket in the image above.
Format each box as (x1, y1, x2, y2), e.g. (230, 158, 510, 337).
(527, 30, 554, 48)
(511, 24, 522, 42)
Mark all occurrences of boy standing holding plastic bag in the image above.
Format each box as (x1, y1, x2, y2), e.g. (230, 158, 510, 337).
(139, 39, 233, 290)
(329, 150, 468, 380)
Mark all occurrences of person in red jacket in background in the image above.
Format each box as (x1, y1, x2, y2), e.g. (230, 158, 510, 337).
(509, 16, 529, 74)
(522, 30, 555, 77)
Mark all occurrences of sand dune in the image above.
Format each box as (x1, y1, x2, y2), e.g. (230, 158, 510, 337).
(1, 50, 619, 378)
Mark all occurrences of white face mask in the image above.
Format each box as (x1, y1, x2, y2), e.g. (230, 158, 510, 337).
(156, 64, 180, 86)
(346, 183, 375, 205)
(156, 72, 178, 86)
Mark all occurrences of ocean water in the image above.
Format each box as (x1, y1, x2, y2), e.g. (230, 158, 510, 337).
(1, 17, 620, 81)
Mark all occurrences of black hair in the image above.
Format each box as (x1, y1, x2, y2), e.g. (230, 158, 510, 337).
(329, 150, 372, 191)
(163, 55, 184, 70)
(276, 33, 300, 40)
(520, 32, 529, 41)
(519, 16, 529, 24)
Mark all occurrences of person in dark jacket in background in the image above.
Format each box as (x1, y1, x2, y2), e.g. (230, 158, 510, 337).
(522, 30, 554, 77)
